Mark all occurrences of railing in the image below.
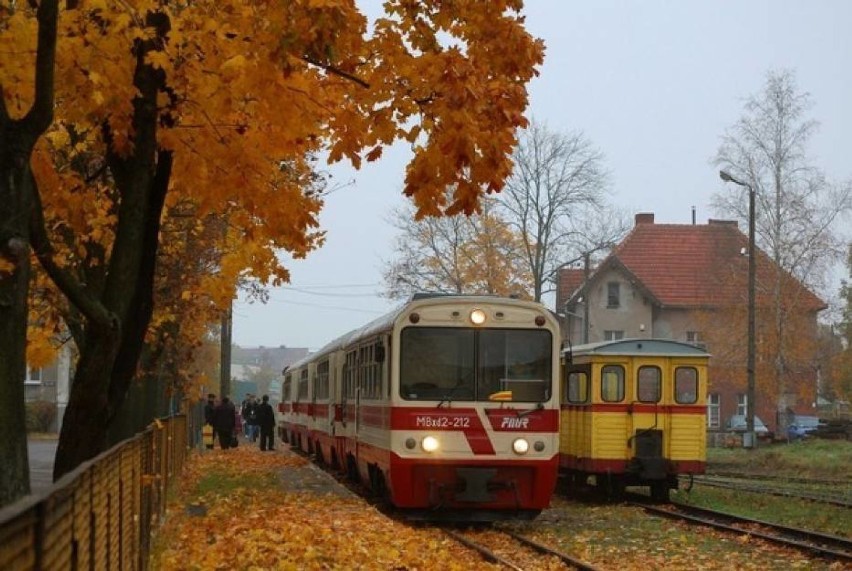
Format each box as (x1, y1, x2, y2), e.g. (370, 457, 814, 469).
(0, 413, 196, 570)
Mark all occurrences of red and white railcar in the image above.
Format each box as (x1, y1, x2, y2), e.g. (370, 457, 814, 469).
(279, 294, 561, 521)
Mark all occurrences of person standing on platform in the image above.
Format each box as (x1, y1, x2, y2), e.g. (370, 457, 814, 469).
(257, 395, 276, 451)
(213, 396, 237, 449)
(203, 394, 217, 449)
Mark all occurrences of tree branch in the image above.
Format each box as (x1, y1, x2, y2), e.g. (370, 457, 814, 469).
(28, 171, 117, 330)
(22, 0, 59, 139)
(301, 56, 370, 89)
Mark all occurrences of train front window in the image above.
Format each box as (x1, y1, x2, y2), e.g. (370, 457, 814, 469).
(477, 329, 551, 402)
(566, 370, 589, 403)
(637, 366, 661, 403)
(601, 365, 624, 402)
(675, 367, 698, 404)
(399, 327, 552, 402)
(400, 328, 475, 400)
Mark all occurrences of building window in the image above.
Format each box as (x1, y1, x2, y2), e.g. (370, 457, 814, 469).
(25, 367, 42, 385)
(707, 393, 720, 428)
(604, 330, 624, 341)
(736, 394, 748, 416)
(686, 331, 699, 343)
(607, 282, 620, 308)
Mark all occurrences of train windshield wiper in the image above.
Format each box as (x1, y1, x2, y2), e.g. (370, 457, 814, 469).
(437, 376, 468, 409)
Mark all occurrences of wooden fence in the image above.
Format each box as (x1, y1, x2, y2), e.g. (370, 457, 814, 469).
(0, 412, 198, 570)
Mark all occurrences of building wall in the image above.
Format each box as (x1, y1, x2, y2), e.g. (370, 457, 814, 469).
(585, 267, 653, 342)
(25, 344, 73, 432)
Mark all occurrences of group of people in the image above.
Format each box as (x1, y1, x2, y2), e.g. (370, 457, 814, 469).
(204, 393, 276, 451)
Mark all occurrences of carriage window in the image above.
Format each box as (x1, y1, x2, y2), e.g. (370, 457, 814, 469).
(601, 365, 624, 402)
(315, 360, 330, 400)
(566, 371, 589, 403)
(675, 367, 698, 404)
(637, 366, 661, 402)
(298, 369, 309, 399)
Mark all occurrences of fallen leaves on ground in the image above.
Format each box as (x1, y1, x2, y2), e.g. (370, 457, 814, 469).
(151, 447, 498, 571)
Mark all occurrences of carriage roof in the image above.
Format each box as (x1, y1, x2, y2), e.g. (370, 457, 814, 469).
(563, 338, 710, 359)
(284, 294, 551, 372)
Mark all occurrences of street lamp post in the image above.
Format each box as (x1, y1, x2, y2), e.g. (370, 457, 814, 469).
(719, 170, 756, 448)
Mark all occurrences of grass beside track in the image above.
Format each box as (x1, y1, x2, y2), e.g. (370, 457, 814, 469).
(706, 438, 852, 480)
(674, 438, 852, 538)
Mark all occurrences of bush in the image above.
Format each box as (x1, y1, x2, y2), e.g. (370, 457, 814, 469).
(26, 400, 57, 433)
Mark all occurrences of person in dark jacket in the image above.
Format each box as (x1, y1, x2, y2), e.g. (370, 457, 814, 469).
(256, 395, 276, 451)
(204, 394, 216, 425)
(212, 397, 237, 449)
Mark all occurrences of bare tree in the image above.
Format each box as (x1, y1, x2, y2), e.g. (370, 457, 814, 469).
(713, 69, 852, 422)
(499, 120, 628, 302)
(382, 197, 531, 299)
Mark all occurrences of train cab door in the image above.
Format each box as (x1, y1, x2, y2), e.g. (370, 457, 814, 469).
(631, 360, 667, 479)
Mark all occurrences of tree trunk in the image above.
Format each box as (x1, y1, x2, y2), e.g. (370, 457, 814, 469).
(0, 149, 34, 505)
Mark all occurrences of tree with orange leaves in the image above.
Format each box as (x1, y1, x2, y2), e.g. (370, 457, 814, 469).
(0, 0, 543, 496)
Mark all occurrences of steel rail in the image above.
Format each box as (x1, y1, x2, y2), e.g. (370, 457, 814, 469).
(443, 528, 524, 571)
(503, 530, 602, 571)
(684, 475, 852, 508)
(631, 499, 852, 563)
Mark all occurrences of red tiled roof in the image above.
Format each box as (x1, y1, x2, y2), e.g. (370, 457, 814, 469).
(555, 268, 586, 309)
(604, 215, 825, 310)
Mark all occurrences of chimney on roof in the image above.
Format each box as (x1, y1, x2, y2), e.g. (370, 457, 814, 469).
(692, 206, 696, 225)
(708, 219, 739, 228)
(635, 213, 654, 225)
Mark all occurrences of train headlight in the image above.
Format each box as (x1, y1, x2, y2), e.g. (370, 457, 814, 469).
(421, 435, 440, 453)
(405, 438, 417, 450)
(512, 438, 530, 455)
(470, 309, 487, 325)
(533, 440, 545, 452)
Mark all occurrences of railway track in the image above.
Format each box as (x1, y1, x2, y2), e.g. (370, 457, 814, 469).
(442, 526, 601, 571)
(630, 497, 852, 564)
(682, 474, 852, 508)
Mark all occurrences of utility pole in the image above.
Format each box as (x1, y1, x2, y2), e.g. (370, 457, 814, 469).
(220, 303, 232, 399)
(720, 170, 757, 448)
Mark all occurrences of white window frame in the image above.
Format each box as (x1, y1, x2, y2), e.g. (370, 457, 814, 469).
(707, 393, 720, 428)
(736, 393, 748, 417)
(604, 330, 624, 341)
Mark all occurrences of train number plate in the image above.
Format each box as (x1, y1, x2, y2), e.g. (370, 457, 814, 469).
(414, 415, 471, 429)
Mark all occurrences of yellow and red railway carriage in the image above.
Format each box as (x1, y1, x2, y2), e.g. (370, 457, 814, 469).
(280, 293, 562, 521)
(560, 338, 709, 501)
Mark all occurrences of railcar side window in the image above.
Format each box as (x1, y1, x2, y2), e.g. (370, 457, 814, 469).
(600, 365, 624, 402)
(675, 367, 698, 404)
(298, 369, 309, 400)
(566, 371, 589, 403)
(315, 360, 330, 400)
(343, 351, 357, 399)
(283, 374, 292, 401)
(637, 366, 661, 403)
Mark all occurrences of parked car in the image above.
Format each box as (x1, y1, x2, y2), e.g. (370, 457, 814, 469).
(726, 414, 771, 439)
(787, 415, 822, 440)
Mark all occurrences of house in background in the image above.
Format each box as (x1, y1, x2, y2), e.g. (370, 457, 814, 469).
(25, 344, 74, 432)
(557, 212, 826, 435)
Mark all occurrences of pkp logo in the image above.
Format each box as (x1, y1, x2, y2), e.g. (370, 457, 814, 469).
(500, 416, 530, 429)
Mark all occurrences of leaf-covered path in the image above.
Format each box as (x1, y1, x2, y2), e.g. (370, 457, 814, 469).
(150, 446, 497, 570)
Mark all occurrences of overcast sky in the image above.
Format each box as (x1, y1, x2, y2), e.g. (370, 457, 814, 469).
(233, 1, 852, 351)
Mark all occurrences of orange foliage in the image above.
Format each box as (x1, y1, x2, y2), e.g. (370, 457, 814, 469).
(1, 0, 543, 369)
